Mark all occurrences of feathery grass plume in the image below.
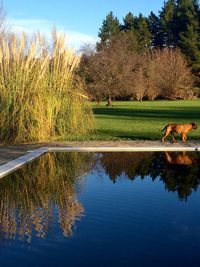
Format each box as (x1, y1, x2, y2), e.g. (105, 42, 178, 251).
(0, 30, 94, 143)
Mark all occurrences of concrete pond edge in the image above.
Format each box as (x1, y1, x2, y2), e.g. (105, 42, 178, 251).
(0, 145, 200, 179)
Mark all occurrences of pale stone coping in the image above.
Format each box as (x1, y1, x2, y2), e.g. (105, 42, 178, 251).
(0, 145, 200, 179)
(0, 147, 47, 179)
(47, 146, 200, 152)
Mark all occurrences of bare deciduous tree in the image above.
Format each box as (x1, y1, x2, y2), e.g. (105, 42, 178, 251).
(133, 67, 147, 101)
(147, 49, 194, 99)
(79, 33, 139, 105)
(145, 53, 161, 100)
(79, 37, 194, 102)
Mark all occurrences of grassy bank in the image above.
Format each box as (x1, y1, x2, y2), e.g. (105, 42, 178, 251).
(83, 100, 200, 141)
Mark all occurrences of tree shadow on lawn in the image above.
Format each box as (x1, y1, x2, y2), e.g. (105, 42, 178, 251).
(93, 107, 200, 121)
(97, 128, 164, 141)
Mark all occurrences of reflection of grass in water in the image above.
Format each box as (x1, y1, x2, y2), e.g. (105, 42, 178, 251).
(0, 152, 94, 242)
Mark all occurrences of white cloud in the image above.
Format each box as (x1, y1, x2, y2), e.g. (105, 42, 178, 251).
(8, 18, 99, 51)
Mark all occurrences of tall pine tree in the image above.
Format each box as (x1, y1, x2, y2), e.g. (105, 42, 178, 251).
(159, 0, 176, 47)
(122, 12, 136, 31)
(175, 0, 200, 72)
(134, 13, 152, 50)
(98, 11, 120, 45)
(121, 12, 139, 51)
(148, 11, 163, 47)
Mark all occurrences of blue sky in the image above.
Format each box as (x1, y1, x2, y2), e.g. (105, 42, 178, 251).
(5, 0, 164, 50)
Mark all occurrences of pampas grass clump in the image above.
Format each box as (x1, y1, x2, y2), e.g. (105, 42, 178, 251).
(0, 30, 94, 143)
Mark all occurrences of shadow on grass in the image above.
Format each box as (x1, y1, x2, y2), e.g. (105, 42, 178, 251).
(93, 107, 200, 121)
(96, 128, 161, 140)
(95, 128, 199, 141)
(92, 105, 200, 140)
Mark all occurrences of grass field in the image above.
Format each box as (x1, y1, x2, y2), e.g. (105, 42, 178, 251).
(87, 100, 200, 141)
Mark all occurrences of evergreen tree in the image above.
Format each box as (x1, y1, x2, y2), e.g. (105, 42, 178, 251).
(122, 12, 136, 31)
(148, 11, 163, 47)
(176, 0, 200, 72)
(98, 11, 120, 45)
(159, 0, 176, 47)
(192, 0, 200, 15)
(121, 12, 139, 51)
(134, 13, 152, 50)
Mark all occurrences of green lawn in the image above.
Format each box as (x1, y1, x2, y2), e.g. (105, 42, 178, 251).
(89, 100, 200, 141)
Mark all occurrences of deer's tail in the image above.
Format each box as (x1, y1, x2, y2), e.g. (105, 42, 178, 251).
(161, 125, 168, 132)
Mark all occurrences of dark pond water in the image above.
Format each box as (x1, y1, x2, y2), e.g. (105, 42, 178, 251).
(0, 151, 200, 267)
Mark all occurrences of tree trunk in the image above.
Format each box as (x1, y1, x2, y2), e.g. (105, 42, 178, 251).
(106, 97, 112, 106)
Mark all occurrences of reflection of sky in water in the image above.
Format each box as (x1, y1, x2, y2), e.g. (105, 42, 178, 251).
(0, 151, 200, 267)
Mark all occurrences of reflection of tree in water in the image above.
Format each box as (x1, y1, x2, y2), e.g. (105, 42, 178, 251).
(99, 152, 154, 182)
(159, 152, 200, 201)
(99, 152, 200, 201)
(0, 152, 94, 242)
(1, 151, 199, 242)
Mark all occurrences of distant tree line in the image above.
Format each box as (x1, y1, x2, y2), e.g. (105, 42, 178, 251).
(79, 0, 200, 104)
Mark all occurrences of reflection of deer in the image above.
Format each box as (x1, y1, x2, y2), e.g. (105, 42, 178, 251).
(164, 151, 197, 165)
